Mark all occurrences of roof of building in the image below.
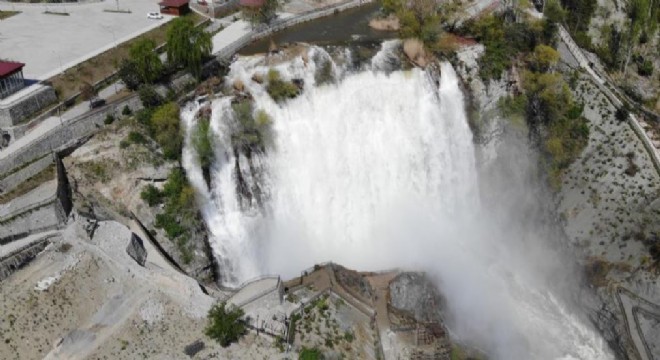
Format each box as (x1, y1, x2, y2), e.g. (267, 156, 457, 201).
(0, 61, 25, 77)
(158, 0, 189, 7)
(240, 0, 265, 7)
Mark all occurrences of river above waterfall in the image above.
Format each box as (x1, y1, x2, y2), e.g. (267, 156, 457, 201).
(239, 2, 395, 55)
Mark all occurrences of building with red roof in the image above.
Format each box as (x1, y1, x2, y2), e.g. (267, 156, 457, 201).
(0, 61, 26, 99)
(159, 0, 190, 16)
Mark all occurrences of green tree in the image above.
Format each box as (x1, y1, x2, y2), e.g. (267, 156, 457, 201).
(138, 84, 164, 109)
(129, 38, 163, 84)
(242, 0, 282, 25)
(205, 302, 247, 347)
(543, 0, 565, 25)
(118, 59, 142, 91)
(149, 102, 182, 160)
(166, 17, 212, 78)
(527, 44, 560, 72)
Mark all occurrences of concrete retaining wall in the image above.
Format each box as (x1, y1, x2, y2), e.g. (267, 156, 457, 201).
(0, 236, 52, 282)
(0, 154, 55, 196)
(0, 180, 66, 245)
(0, 94, 142, 176)
(0, 85, 58, 127)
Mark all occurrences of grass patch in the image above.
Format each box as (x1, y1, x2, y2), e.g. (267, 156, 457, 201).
(47, 12, 203, 101)
(0, 11, 20, 20)
(0, 165, 55, 204)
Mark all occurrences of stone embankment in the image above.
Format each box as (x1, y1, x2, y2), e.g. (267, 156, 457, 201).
(0, 156, 71, 245)
(0, 94, 141, 176)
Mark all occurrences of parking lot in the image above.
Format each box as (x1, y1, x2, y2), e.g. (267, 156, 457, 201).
(0, 0, 173, 80)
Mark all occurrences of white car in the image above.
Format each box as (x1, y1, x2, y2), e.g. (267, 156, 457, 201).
(147, 12, 163, 19)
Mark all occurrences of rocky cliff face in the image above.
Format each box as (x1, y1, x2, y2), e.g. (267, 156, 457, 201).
(62, 119, 217, 284)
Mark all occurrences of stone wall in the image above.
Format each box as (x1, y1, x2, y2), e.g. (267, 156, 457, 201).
(0, 180, 66, 245)
(0, 94, 142, 176)
(0, 236, 52, 282)
(0, 154, 54, 196)
(0, 85, 57, 127)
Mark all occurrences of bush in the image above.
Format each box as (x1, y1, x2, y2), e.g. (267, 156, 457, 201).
(141, 184, 163, 206)
(615, 107, 630, 122)
(204, 302, 247, 347)
(299, 347, 322, 360)
(138, 85, 164, 109)
(638, 60, 653, 77)
(122, 105, 132, 116)
(266, 69, 300, 102)
(104, 113, 115, 125)
(128, 131, 148, 145)
(149, 102, 182, 160)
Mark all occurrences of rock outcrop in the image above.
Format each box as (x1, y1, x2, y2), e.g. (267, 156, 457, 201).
(126, 233, 147, 267)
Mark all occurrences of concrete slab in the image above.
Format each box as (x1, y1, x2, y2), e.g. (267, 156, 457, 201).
(0, 0, 174, 79)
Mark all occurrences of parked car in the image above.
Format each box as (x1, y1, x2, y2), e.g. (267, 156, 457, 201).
(89, 98, 106, 109)
(147, 12, 163, 19)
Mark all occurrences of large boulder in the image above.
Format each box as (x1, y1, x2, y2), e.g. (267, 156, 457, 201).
(389, 272, 445, 323)
(126, 233, 147, 267)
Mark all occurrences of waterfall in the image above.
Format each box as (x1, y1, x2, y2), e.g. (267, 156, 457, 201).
(181, 45, 613, 359)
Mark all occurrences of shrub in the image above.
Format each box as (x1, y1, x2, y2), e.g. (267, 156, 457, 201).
(122, 105, 132, 116)
(299, 347, 322, 360)
(615, 107, 629, 122)
(266, 69, 300, 102)
(149, 102, 182, 160)
(138, 85, 164, 109)
(128, 131, 148, 145)
(104, 113, 115, 125)
(638, 60, 653, 77)
(140, 184, 163, 206)
(204, 302, 247, 347)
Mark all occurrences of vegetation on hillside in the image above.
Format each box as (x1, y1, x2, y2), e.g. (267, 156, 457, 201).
(299, 347, 322, 360)
(459, 13, 556, 80)
(141, 168, 199, 263)
(455, 7, 587, 189)
(381, 0, 445, 47)
(148, 102, 183, 161)
(205, 302, 247, 347)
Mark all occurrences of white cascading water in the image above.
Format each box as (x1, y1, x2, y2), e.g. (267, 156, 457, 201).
(181, 43, 613, 359)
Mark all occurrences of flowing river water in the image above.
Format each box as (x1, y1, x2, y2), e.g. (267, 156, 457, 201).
(181, 44, 614, 359)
